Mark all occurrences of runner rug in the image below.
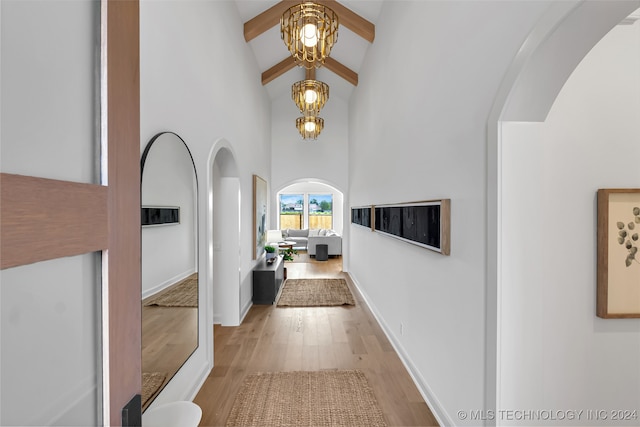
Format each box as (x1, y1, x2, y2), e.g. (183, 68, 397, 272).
(276, 278, 355, 307)
(144, 273, 197, 307)
(142, 372, 166, 409)
(225, 370, 387, 427)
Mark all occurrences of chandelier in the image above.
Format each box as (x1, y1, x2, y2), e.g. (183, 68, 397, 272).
(281, 2, 339, 69)
(296, 115, 324, 140)
(292, 79, 329, 116)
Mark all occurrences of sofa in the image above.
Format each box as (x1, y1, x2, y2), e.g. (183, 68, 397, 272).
(308, 234, 342, 257)
(275, 228, 342, 256)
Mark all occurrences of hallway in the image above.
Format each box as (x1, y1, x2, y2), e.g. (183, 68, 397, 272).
(194, 255, 439, 426)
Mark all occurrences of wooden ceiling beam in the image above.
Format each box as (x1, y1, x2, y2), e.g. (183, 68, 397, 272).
(324, 57, 358, 86)
(262, 57, 297, 85)
(244, 1, 297, 42)
(316, 0, 375, 43)
(262, 56, 358, 86)
(244, 0, 375, 44)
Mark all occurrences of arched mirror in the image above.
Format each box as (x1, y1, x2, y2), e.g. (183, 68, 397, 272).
(140, 132, 198, 411)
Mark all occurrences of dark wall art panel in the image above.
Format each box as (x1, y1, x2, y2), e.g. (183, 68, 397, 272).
(373, 200, 450, 255)
(351, 206, 372, 229)
(141, 206, 180, 226)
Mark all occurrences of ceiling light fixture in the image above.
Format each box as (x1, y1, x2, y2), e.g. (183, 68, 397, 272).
(296, 115, 324, 140)
(281, 2, 339, 69)
(292, 79, 329, 116)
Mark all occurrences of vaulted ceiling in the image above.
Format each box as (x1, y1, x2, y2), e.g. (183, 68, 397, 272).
(235, 1, 383, 104)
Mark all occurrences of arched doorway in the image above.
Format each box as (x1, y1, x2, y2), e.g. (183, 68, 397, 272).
(208, 141, 241, 327)
(487, 0, 639, 418)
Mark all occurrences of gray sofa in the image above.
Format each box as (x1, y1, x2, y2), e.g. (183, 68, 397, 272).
(282, 228, 310, 250)
(278, 228, 342, 256)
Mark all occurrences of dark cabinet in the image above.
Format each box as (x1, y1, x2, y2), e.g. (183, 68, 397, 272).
(252, 256, 284, 304)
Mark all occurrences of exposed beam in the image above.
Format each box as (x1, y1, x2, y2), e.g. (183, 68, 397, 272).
(262, 57, 297, 85)
(324, 57, 358, 86)
(244, 0, 297, 42)
(262, 56, 357, 86)
(244, 0, 375, 44)
(316, 0, 375, 43)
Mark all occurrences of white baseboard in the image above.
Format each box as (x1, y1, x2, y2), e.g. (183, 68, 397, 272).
(186, 360, 213, 402)
(240, 299, 253, 324)
(347, 272, 455, 427)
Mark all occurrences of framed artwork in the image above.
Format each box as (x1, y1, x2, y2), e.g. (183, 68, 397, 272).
(597, 188, 640, 318)
(252, 175, 267, 260)
(351, 206, 373, 230)
(373, 199, 450, 255)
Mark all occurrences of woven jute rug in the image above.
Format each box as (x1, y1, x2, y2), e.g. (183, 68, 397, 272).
(142, 372, 166, 409)
(277, 278, 355, 307)
(225, 370, 387, 427)
(144, 274, 197, 307)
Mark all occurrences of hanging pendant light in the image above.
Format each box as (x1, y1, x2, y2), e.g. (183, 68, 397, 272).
(281, 2, 339, 69)
(292, 79, 329, 116)
(296, 115, 324, 139)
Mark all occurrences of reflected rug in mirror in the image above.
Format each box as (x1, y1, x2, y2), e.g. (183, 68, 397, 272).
(225, 370, 386, 427)
(276, 278, 355, 307)
(144, 274, 197, 307)
(142, 372, 166, 409)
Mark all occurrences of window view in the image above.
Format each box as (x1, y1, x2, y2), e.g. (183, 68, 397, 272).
(280, 194, 304, 229)
(309, 194, 333, 229)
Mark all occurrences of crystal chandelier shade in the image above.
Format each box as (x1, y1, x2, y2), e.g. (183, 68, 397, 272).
(296, 115, 324, 139)
(292, 79, 329, 116)
(281, 2, 339, 69)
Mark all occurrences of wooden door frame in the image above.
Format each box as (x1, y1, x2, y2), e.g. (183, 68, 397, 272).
(104, 0, 141, 424)
(0, 1, 140, 425)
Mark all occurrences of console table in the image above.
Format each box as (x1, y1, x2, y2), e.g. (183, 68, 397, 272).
(252, 255, 284, 304)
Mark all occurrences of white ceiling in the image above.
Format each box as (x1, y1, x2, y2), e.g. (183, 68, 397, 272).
(234, 1, 384, 103)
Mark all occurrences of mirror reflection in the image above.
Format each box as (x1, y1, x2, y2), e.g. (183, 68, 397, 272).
(141, 132, 198, 411)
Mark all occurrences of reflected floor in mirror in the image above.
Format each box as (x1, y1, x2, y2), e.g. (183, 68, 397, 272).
(194, 253, 439, 426)
(142, 274, 198, 411)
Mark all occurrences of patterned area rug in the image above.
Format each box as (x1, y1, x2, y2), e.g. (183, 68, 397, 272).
(142, 372, 166, 409)
(225, 370, 387, 427)
(277, 278, 355, 307)
(144, 274, 197, 307)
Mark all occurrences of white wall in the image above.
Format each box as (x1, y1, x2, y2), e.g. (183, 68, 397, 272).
(140, 0, 271, 409)
(0, 1, 100, 425)
(347, 1, 553, 425)
(499, 19, 640, 426)
(271, 92, 349, 205)
(141, 134, 197, 298)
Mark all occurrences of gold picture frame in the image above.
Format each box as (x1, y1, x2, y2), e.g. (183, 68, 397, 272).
(252, 175, 267, 260)
(597, 188, 640, 318)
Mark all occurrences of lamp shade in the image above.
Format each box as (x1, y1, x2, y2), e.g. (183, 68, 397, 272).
(281, 2, 339, 69)
(296, 115, 324, 139)
(266, 230, 283, 244)
(292, 79, 329, 116)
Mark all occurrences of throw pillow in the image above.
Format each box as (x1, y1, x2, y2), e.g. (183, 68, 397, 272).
(281, 229, 289, 238)
(319, 229, 327, 236)
(309, 229, 320, 237)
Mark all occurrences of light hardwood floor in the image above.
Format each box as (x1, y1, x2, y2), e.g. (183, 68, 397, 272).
(194, 254, 439, 426)
(142, 279, 198, 411)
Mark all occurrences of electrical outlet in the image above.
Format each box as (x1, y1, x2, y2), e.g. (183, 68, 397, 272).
(400, 322, 404, 336)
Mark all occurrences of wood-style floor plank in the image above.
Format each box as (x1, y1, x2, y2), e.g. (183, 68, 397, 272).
(194, 254, 439, 426)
